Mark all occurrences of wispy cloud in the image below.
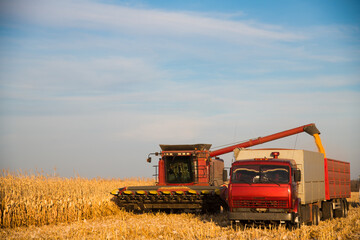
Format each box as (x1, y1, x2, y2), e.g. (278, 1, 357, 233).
(0, 56, 167, 91)
(2, 0, 305, 42)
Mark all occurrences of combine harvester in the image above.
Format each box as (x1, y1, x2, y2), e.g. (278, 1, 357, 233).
(111, 123, 329, 213)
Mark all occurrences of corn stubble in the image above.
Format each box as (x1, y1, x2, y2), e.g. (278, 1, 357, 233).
(1, 171, 359, 239)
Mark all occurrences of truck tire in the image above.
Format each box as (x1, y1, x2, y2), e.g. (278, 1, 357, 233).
(312, 206, 320, 225)
(343, 200, 348, 217)
(288, 203, 302, 229)
(322, 201, 333, 220)
(334, 200, 345, 218)
(231, 221, 245, 230)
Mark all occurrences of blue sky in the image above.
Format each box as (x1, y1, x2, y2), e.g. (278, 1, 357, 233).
(0, 0, 359, 179)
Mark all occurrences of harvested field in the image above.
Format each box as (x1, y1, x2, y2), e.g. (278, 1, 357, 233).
(1, 171, 360, 239)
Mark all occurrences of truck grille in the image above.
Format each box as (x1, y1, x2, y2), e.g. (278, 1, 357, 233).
(233, 199, 288, 208)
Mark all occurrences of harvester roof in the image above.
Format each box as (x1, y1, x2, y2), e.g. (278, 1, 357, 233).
(160, 144, 212, 151)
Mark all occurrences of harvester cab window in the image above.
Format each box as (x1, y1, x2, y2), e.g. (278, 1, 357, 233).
(165, 156, 194, 184)
(232, 165, 289, 184)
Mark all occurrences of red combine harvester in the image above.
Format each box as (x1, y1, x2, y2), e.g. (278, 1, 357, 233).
(110, 123, 327, 213)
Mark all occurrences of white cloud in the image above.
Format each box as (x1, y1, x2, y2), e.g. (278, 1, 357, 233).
(0, 56, 167, 96)
(2, 0, 304, 42)
(2, 85, 359, 177)
(118, 114, 210, 142)
(1, 81, 359, 177)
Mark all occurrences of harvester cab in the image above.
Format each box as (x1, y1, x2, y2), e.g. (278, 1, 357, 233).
(149, 144, 226, 187)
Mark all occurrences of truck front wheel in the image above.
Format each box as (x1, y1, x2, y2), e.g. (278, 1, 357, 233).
(288, 212, 301, 229)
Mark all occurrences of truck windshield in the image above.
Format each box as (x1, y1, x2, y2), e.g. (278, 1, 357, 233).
(231, 165, 289, 184)
(165, 156, 194, 184)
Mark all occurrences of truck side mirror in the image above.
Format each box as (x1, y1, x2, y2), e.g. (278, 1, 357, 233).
(223, 169, 228, 182)
(294, 169, 301, 182)
(147, 157, 151, 163)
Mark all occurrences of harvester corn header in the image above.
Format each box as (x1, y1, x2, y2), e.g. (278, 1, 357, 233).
(111, 123, 322, 212)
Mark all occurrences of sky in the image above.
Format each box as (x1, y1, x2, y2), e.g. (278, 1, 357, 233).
(0, 0, 359, 179)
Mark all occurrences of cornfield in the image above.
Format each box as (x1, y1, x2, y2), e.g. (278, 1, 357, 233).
(0, 170, 154, 228)
(1, 170, 359, 239)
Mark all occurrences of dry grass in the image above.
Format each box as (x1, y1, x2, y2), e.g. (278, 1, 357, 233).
(347, 191, 359, 203)
(0, 170, 154, 228)
(1, 171, 360, 239)
(2, 206, 360, 239)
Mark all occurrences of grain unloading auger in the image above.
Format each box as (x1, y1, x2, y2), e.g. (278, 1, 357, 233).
(110, 123, 323, 212)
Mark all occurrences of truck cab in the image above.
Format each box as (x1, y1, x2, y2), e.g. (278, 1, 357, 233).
(228, 151, 301, 225)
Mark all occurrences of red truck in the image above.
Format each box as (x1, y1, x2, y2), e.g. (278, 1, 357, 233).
(228, 141, 351, 227)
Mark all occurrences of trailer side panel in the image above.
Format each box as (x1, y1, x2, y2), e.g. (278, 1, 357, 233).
(325, 158, 351, 199)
